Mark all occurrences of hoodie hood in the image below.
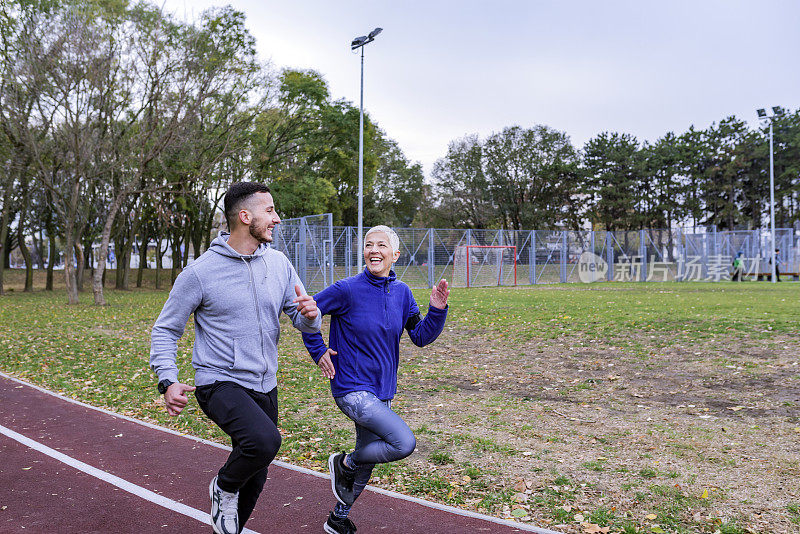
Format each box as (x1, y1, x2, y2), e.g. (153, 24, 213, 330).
(209, 232, 270, 259)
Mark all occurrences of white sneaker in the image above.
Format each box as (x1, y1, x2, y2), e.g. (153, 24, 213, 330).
(209, 476, 239, 534)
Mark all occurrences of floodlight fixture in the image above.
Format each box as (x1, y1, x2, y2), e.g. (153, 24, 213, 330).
(772, 106, 784, 116)
(351, 27, 383, 50)
(757, 108, 767, 118)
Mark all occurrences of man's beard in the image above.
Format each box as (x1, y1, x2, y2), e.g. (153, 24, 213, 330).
(249, 219, 271, 244)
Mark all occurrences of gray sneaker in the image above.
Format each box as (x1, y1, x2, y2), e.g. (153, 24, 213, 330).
(209, 476, 239, 534)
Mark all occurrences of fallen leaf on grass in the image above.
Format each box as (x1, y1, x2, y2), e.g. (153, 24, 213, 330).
(700, 489, 709, 499)
(646, 513, 657, 520)
(582, 523, 610, 533)
(727, 406, 746, 412)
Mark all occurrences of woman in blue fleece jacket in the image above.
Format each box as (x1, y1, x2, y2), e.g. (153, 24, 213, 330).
(302, 225, 449, 534)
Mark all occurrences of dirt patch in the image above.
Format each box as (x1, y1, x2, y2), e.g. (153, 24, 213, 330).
(395, 328, 800, 533)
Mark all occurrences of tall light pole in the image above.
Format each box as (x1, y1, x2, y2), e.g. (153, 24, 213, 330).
(351, 27, 382, 272)
(757, 107, 784, 283)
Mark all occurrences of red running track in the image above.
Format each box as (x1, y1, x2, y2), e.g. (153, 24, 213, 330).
(0, 373, 562, 534)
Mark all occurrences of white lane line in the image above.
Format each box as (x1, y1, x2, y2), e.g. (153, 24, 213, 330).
(0, 423, 259, 534)
(0, 372, 561, 534)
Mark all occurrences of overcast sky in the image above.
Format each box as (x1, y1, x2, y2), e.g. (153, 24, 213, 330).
(160, 0, 800, 177)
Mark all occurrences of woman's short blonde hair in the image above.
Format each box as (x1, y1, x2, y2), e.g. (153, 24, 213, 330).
(365, 225, 399, 253)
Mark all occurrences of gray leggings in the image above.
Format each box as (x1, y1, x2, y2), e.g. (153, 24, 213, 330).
(335, 391, 416, 501)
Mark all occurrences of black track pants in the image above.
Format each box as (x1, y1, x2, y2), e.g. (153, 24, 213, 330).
(195, 381, 282, 530)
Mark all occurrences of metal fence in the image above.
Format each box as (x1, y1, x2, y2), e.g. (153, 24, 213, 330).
(272, 215, 800, 292)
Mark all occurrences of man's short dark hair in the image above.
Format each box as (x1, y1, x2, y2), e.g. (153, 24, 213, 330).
(224, 182, 270, 229)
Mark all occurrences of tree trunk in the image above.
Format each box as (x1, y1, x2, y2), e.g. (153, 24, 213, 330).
(202, 212, 214, 252)
(83, 232, 94, 285)
(47, 234, 56, 290)
(63, 227, 79, 305)
(2, 232, 11, 269)
(16, 212, 33, 292)
(155, 235, 163, 290)
(121, 211, 141, 290)
(182, 225, 191, 266)
(74, 241, 85, 292)
(114, 232, 125, 289)
(136, 226, 150, 288)
(45, 217, 56, 291)
(31, 232, 41, 269)
(121, 238, 132, 290)
(93, 192, 129, 304)
(170, 235, 180, 285)
(0, 186, 11, 296)
(192, 226, 203, 264)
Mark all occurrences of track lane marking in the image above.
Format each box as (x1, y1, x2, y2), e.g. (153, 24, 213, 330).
(0, 423, 259, 534)
(0, 372, 562, 534)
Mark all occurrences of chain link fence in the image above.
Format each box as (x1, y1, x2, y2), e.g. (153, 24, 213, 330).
(272, 215, 800, 292)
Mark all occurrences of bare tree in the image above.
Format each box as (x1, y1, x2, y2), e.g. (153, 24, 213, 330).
(89, 5, 270, 303)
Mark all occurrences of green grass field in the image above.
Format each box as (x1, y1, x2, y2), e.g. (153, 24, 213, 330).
(1, 269, 798, 533)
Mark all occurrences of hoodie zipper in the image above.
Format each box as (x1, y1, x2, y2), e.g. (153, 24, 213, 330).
(242, 257, 266, 374)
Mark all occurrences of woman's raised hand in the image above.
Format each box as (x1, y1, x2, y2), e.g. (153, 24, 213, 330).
(430, 278, 449, 309)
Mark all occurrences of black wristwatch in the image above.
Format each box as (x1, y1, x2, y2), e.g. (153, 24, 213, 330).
(157, 379, 174, 394)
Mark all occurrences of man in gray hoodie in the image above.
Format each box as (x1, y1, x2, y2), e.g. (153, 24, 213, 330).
(150, 182, 321, 534)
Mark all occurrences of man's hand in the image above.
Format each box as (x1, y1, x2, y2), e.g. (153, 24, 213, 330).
(430, 278, 449, 309)
(317, 348, 336, 379)
(164, 383, 196, 416)
(293, 285, 318, 319)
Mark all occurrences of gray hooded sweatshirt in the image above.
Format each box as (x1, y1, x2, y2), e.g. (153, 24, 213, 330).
(150, 233, 321, 393)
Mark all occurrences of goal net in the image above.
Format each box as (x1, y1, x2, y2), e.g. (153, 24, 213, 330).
(452, 245, 517, 287)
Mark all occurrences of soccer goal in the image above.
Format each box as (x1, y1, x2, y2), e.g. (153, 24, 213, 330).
(453, 245, 517, 287)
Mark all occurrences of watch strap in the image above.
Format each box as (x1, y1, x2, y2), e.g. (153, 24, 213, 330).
(158, 379, 174, 394)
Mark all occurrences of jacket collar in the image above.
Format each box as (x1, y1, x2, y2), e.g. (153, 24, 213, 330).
(362, 267, 397, 287)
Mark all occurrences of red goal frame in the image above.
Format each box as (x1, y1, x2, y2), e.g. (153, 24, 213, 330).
(454, 245, 517, 287)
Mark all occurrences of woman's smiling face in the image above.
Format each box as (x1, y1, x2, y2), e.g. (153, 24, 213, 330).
(364, 231, 399, 278)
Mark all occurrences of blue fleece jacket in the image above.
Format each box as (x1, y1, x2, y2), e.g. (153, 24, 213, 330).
(302, 269, 447, 400)
(150, 233, 321, 393)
